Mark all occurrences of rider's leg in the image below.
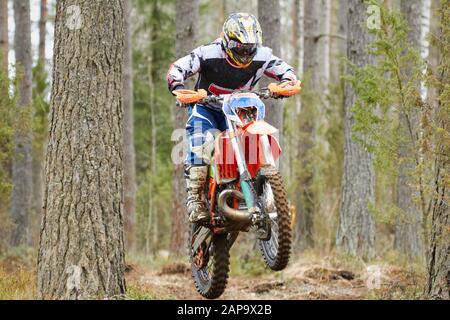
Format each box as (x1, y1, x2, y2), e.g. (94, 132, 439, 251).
(185, 165, 209, 223)
(185, 104, 221, 223)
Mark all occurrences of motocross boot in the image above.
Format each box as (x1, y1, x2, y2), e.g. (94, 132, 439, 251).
(185, 165, 209, 223)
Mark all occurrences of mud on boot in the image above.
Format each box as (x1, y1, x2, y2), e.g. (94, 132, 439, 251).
(185, 165, 209, 223)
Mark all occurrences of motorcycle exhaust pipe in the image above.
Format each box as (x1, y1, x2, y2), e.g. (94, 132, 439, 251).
(217, 189, 252, 222)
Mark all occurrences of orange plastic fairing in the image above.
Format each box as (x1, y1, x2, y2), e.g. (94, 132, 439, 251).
(244, 120, 278, 135)
(268, 80, 302, 97)
(173, 89, 208, 104)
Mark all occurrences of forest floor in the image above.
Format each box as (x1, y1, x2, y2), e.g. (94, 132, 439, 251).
(0, 247, 425, 300)
(125, 249, 425, 300)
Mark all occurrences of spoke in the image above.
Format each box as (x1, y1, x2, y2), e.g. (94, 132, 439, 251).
(272, 220, 279, 232)
(271, 233, 279, 250)
(206, 261, 213, 279)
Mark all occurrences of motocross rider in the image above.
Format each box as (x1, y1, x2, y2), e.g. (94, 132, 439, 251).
(167, 13, 298, 223)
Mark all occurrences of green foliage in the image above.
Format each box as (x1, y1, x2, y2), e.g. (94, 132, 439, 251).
(346, 1, 429, 228)
(284, 64, 344, 250)
(228, 237, 271, 277)
(346, 2, 423, 170)
(230, 253, 270, 277)
(132, 0, 176, 253)
(135, 159, 172, 252)
(426, 0, 450, 167)
(0, 63, 13, 199)
(32, 59, 49, 156)
(124, 283, 157, 300)
(0, 57, 15, 252)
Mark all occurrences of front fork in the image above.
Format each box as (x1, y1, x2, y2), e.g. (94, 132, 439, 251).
(226, 118, 257, 215)
(226, 119, 277, 220)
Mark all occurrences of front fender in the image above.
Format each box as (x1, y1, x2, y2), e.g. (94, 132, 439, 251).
(243, 120, 278, 135)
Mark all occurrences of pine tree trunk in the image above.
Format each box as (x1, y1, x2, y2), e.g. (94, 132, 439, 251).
(426, 159, 450, 299)
(337, 0, 348, 78)
(425, 2, 449, 299)
(291, 0, 303, 246)
(336, 0, 375, 259)
(170, 0, 199, 256)
(296, 0, 321, 248)
(123, 0, 136, 250)
(0, 0, 7, 74)
(330, 0, 347, 85)
(319, 0, 331, 89)
(11, 0, 33, 247)
(294, 0, 304, 113)
(394, 0, 424, 260)
(37, 0, 126, 299)
(291, 0, 303, 116)
(258, 0, 283, 133)
(38, 0, 47, 61)
(225, 0, 257, 15)
(32, 0, 48, 245)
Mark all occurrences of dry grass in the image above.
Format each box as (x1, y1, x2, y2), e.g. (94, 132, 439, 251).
(0, 257, 37, 300)
(0, 248, 426, 300)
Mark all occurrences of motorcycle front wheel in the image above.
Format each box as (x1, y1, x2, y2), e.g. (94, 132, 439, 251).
(257, 170, 292, 271)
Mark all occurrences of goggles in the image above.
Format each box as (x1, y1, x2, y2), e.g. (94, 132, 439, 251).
(227, 39, 257, 57)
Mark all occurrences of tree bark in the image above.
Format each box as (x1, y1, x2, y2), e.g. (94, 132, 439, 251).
(336, 0, 376, 259)
(294, 0, 304, 113)
(319, 0, 331, 89)
(295, 0, 322, 248)
(330, 0, 348, 84)
(122, 0, 136, 250)
(0, 0, 7, 74)
(426, 158, 450, 299)
(258, 0, 283, 133)
(425, 2, 449, 299)
(394, 0, 424, 260)
(11, 0, 33, 247)
(224, 0, 257, 16)
(337, 0, 348, 79)
(170, 0, 199, 256)
(39, 0, 47, 61)
(32, 0, 48, 245)
(289, 0, 303, 246)
(38, 0, 126, 299)
(303, 0, 320, 87)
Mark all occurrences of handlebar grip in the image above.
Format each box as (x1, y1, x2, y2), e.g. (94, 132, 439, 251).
(268, 80, 301, 97)
(173, 88, 207, 104)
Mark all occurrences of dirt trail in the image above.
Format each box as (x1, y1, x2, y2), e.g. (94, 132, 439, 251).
(0, 253, 422, 300)
(126, 259, 374, 300)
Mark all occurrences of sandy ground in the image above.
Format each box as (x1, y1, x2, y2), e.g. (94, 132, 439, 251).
(0, 251, 424, 300)
(125, 256, 423, 300)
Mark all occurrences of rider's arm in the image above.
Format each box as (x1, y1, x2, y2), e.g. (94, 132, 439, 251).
(167, 47, 202, 93)
(263, 53, 297, 83)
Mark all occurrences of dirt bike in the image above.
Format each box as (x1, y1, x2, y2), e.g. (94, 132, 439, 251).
(173, 80, 301, 299)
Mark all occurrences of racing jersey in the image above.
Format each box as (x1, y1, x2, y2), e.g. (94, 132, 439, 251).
(167, 38, 297, 110)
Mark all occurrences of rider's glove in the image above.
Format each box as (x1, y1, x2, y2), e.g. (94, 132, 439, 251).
(170, 84, 185, 96)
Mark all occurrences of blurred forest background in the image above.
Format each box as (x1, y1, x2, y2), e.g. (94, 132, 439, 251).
(0, 0, 448, 299)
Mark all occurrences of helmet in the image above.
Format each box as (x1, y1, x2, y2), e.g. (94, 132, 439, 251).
(222, 13, 262, 68)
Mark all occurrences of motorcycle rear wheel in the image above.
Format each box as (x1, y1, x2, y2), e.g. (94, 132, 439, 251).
(190, 224, 230, 299)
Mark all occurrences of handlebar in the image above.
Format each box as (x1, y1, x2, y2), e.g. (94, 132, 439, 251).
(174, 88, 279, 108)
(173, 80, 301, 108)
(204, 88, 273, 103)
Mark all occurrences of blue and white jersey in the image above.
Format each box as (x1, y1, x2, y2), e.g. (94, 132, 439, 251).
(167, 38, 297, 110)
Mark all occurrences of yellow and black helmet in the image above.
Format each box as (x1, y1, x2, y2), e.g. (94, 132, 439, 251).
(222, 13, 263, 68)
